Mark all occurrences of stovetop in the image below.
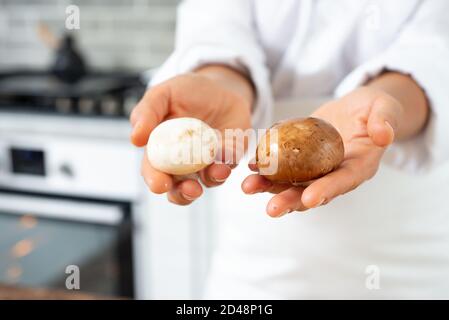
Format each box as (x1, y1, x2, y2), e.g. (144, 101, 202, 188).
(0, 70, 147, 118)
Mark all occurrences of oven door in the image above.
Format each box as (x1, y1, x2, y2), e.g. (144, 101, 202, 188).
(0, 191, 133, 298)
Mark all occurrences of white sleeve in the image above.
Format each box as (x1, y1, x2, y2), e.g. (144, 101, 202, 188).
(150, 0, 273, 128)
(335, 0, 449, 172)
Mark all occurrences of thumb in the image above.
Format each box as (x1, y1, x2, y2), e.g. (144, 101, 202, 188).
(130, 86, 169, 147)
(367, 95, 402, 148)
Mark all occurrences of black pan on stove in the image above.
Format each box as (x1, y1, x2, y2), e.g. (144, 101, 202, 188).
(0, 33, 147, 118)
(0, 70, 146, 118)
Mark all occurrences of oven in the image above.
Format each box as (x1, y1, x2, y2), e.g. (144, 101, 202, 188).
(0, 191, 133, 297)
(0, 112, 142, 298)
(0, 67, 212, 299)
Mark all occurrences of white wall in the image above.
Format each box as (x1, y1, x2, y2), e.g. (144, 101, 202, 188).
(0, 0, 178, 71)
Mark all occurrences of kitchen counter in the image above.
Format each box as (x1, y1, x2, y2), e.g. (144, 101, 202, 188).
(0, 111, 132, 141)
(0, 284, 116, 300)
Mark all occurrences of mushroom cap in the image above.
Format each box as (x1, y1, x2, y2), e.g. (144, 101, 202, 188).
(147, 117, 219, 175)
(256, 117, 344, 184)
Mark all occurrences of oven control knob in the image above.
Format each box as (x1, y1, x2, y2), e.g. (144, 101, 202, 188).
(59, 163, 74, 178)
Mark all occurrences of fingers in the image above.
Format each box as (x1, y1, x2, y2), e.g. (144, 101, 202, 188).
(248, 157, 258, 172)
(266, 187, 307, 217)
(142, 151, 203, 204)
(130, 86, 170, 147)
(367, 95, 403, 147)
(242, 174, 307, 217)
(217, 133, 248, 169)
(141, 165, 203, 205)
(301, 160, 366, 208)
(196, 139, 246, 189)
(199, 163, 232, 187)
(167, 179, 203, 206)
(141, 152, 173, 194)
(143, 149, 229, 205)
(166, 164, 232, 206)
(241, 174, 292, 195)
(241, 174, 272, 194)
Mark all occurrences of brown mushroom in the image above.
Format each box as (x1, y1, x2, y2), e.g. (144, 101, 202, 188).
(256, 117, 344, 186)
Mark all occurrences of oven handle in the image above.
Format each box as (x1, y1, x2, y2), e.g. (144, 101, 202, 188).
(0, 192, 123, 225)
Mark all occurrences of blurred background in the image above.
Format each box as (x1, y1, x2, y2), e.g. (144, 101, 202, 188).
(0, 0, 176, 70)
(0, 0, 215, 300)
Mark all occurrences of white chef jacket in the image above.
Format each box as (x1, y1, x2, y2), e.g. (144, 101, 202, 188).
(151, 0, 449, 299)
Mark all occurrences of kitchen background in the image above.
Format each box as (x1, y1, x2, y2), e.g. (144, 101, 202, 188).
(0, 0, 177, 70)
(0, 0, 216, 299)
(3, 0, 449, 302)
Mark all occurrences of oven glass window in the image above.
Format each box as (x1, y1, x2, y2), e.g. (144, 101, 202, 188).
(0, 212, 126, 297)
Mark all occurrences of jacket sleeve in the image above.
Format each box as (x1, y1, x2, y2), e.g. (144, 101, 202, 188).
(150, 0, 273, 128)
(335, 0, 449, 172)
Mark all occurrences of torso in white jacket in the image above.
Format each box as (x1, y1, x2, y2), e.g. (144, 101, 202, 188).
(152, 0, 449, 299)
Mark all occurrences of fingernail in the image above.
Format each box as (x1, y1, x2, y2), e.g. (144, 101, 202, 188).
(182, 193, 197, 201)
(133, 120, 142, 129)
(385, 121, 395, 136)
(314, 198, 326, 208)
(132, 121, 144, 136)
(277, 209, 293, 217)
(248, 189, 264, 194)
(212, 177, 227, 183)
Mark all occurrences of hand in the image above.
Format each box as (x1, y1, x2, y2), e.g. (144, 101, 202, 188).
(131, 68, 253, 205)
(242, 86, 405, 216)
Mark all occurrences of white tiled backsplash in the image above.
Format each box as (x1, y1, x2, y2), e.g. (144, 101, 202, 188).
(0, 0, 178, 71)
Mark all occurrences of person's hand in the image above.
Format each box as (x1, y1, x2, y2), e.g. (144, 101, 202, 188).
(242, 86, 405, 216)
(131, 67, 253, 205)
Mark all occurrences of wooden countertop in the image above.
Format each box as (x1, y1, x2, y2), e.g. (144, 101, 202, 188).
(0, 284, 115, 300)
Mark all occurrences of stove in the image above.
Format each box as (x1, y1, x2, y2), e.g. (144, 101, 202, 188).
(0, 67, 150, 298)
(0, 66, 210, 299)
(0, 70, 146, 118)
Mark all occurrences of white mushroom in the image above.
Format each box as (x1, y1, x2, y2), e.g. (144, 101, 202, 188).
(146, 117, 219, 175)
